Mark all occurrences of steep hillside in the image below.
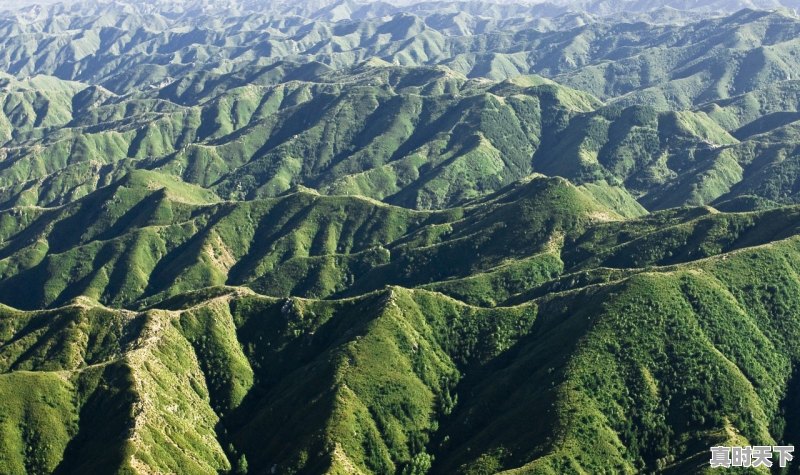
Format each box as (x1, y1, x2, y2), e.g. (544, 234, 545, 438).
(0, 66, 601, 210)
(4, 231, 800, 473)
(0, 171, 636, 310)
(3, 63, 800, 214)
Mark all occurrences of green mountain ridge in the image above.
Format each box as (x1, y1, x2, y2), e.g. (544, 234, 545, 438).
(4, 64, 800, 214)
(5, 228, 800, 473)
(2, 1, 800, 474)
(0, 170, 635, 309)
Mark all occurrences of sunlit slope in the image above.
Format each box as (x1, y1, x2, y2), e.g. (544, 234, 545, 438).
(0, 66, 600, 210)
(0, 171, 640, 310)
(3, 232, 800, 473)
(5, 65, 800, 214)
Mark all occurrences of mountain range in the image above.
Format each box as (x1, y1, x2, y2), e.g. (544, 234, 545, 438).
(2, 0, 800, 474)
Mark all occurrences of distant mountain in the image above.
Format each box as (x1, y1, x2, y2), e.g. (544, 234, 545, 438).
(1, 1, 798, 106)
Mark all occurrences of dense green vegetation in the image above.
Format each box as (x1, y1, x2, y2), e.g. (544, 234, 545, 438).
(2, 163, 800, 473)
(4, 227, 800, 473)
(2, 0, 800, 474)
(1, 2, 799, 213)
